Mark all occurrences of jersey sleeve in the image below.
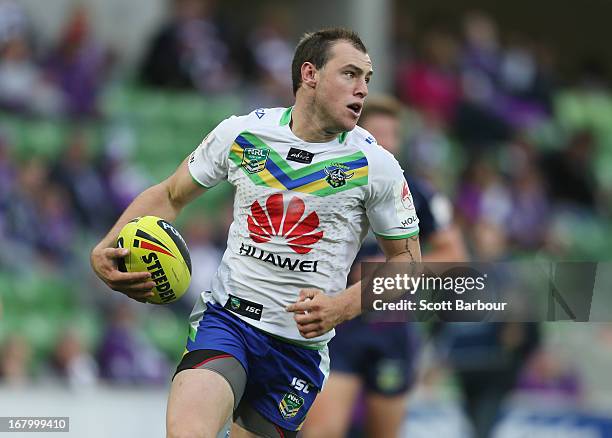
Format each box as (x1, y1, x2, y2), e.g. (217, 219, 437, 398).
(365, 153, 420, 239)
(188, 116, 237, 188)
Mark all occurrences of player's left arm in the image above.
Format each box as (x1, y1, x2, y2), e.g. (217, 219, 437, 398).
(288, 150, 421, 338)
(287, 235, 421, 339)
(377, 234, 422, 266)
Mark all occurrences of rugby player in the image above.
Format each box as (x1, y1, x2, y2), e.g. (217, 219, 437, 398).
(304, 96, 466, 438)
(90, 29, 421, 438)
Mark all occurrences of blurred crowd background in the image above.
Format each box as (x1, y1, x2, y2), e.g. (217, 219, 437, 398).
(0, 0, 611, 436)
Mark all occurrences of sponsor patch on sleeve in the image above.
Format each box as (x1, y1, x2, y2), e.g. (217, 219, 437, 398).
(395, 180, 418, 229)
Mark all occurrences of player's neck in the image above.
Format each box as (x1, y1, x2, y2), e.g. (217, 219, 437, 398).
(290, 100, 341, 143)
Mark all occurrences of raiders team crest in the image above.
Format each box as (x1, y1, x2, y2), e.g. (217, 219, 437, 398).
(241, 147, 269, 173)
(279, 392, 305, 419)
(324, 164, 354, 188)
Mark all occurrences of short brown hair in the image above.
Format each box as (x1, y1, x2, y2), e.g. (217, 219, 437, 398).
(358, 95, 403, 126)
(291, 28, 367, 95)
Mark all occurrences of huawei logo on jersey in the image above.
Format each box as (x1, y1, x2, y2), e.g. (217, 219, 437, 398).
(247, 194, 323, 254)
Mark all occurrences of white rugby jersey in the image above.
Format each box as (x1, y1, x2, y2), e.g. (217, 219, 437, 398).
(188, 107, 419, 347)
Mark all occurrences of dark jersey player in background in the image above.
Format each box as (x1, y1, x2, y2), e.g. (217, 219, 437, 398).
(304, 96, 467, 438)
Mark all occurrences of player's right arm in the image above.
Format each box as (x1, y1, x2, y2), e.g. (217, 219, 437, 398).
(91, 115, 237, 301)
(90, 157, 206, 301)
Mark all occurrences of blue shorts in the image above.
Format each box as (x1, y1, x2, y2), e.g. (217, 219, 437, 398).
(183, 299, 329, 431)
(329, 316, 421, 395)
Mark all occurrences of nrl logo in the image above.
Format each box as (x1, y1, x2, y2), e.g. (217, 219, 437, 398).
(324, 164, 354, 188)
(230, 297, 240, 310)
(279, 392, 304, 419)
(241, 147, 269, 174)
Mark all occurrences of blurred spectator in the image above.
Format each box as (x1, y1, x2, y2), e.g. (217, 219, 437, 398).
(397, 28, 463, 182)
(516, 349, 582, 402)
(405, 109, 457, 187)
(508, 165, 550, 250)
(244, 6, 294, 108)
(497, 34, 554, 128)
(97, 303, 169, 385)
(0, 148, 41, 270)
(456, 157, 512, 230)
(499, 135, 551, 250)
(0, 131, 15, 209)
(455, 11, 512, 146)
(0, 1, 27, 44)
(397, 28, 461, 125)
(460, 11, 501, 106)
(50, 129, 116, 234)
(504, 37, 557, 105)
(3, 157, 49, 257)
(140, 0, 239, 93)
(0, 35, 62, 115)
(182, 217, 223, 313)
(99, 127, 151, 212)
(0, 334, 32, 386)
(500, 35, 538, 99)
(540, 130, 598, 210)
(470, 220, 509, 261)
(45, 328, 99, 387)
(37, 183, 78, 264)
(43, 5, 110, 118)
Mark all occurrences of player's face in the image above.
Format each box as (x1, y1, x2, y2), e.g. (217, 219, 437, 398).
(361, 114, 401, 155)
(314, 41, 373, 133)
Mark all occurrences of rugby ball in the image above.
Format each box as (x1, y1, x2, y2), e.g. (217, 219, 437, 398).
(116, 216, 192, 305)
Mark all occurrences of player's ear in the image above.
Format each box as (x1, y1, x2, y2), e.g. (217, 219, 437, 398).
(301, 62, 318, 89)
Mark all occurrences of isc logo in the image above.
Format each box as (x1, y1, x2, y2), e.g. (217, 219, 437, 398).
(245, 306, 261, 315)
(291, 377, 311, 394)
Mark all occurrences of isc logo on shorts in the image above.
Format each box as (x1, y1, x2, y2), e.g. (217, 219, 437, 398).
(291, 377, 312, 393)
